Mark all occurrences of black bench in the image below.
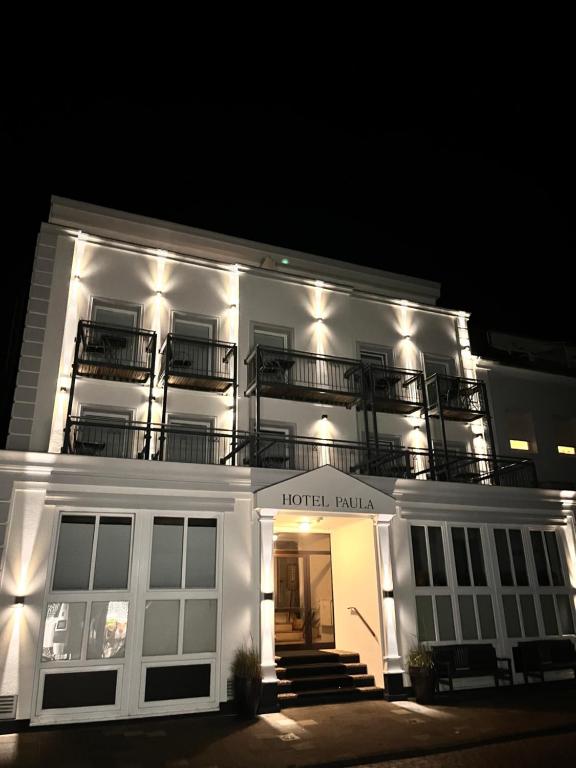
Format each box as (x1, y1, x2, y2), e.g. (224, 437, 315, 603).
(432, 644, 513, 692)
(513, 639, 576, 684)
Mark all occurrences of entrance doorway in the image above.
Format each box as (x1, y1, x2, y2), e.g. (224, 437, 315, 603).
(274, 532, 335, 649)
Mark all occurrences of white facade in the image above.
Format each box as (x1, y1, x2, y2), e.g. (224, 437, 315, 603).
(0, 198, 575, 726)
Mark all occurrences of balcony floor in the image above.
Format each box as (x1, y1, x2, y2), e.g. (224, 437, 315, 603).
(77, 360, 151, 383)
(254, 381, 359, 407)
(428, 405, 487, 422)
(361, 397, 423, 415)
(164, 372, 234, 392)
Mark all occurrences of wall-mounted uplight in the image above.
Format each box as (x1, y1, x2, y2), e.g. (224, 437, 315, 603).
(314, 280, 324, 288)
(281, 258, 290, 265)
(299, 520, 312, 533)
(60, 386, 68, 393)
(403, 334, 411, 340)
(73, 274, 81, 282)
(229, 303, 237, 309)
(155, 290, 163, 296)
(13, 596, 25, 606)
(315, 317, 324, 323)
(321, 414, 328, 421)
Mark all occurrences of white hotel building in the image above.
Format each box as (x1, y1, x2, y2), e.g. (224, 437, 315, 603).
(0, 198, 575, 727)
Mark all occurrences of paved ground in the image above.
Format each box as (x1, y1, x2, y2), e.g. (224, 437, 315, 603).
(0, 684, 575, 767)
(361, 731, 576, 767)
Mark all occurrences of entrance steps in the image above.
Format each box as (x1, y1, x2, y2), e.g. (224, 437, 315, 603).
(276, 649, 384, 706)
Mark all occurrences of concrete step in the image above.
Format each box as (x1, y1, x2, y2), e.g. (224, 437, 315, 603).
(276, 662, 368, 679)
(275, 631, 305, 642)
(276, 650, 361, 666)
(278, 673, 375, 693)
(278, 685, 384, 706)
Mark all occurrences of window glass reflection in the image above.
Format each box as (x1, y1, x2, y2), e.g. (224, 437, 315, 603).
(87, 601, 129, 659)
(42, 603, 86, 661)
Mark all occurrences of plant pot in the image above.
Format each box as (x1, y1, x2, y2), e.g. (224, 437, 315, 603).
(409, 667, 436, 704)
(234, 675, 263, 719)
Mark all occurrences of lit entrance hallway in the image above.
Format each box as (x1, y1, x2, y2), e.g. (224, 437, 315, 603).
(272, 518, 385, 705)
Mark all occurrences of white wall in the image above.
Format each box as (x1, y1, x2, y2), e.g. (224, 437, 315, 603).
(331, 518, 384, 685)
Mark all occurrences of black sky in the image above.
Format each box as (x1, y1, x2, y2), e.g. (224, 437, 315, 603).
(1, 96, 575, 439)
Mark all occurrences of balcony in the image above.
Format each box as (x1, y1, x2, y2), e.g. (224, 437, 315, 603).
(159, 334, 236, 392)
(75, 320, 155, 383)
(246, 346, 365, 407)
(433, 451, 538, 487)
(426, 373, 489, 422)
(361, 364, 425, 415)
(64, 417, 239, 463)
(62, 421, 538, 488)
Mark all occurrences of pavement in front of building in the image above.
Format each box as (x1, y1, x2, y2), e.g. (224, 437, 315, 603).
(1, 684, 576, 768)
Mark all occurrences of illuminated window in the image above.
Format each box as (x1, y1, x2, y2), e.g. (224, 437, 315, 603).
(509, 439, 530, 451)
(557, 445, 575, 455)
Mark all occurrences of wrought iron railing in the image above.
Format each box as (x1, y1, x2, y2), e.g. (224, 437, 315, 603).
(76, 321, 155, 378)
(63, 418, 241, 464)
(160, 334, 236, 388)
(62, 421, 538, 488)
(245, 345, 363, 403)
(362, 363, 426, 411)
(426, 373, 489, 418)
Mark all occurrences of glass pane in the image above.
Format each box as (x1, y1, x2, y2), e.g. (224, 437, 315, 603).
(87, 601, 129, 659)
(42, 603, 86, 661)
(42, 670, 117, 710)
(308, 554, 335, 645)
(150, 518, 184, 588)
(143, 600, 180, 656)
(254, 331, 286, 349)
(166, 425, 210, 464)
(531, 531, 549, 586)
(186, 519, 217, 589)
(411, 527, 430, 587)
(540, 594, 559, 636)
(544, 532, 564, 586)
(183, 600, 217, 653)
(467, 528, 487, 586)
(519, 594, 539, 637)
(451, 528, 470, 586)
(477, 594, 496, 639)
(53, 516, 95, 591)
(494, 529, 513, 586)
(502, 595, 521, 637)
(415, 596, 435, 642)
(458, 595, 478, 640)
(556, 594, 575, 635)
(93, 517, 131, 590)
(428, 527, 447, 586)
(435, 595, 456, 641)
(509, 530, 528, 586)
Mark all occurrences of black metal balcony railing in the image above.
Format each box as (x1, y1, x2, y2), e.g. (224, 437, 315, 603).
(245, 346, 426, 414)
(246, 346, 363, 406)
(65, 416, 149, 459)
(362, 364, 425, 414)
(433, 451, 538, 487)
(62, 420, 538, 489)
(64, 417, 240, 464)
(426, 373, 489, 421)
(76, 321, 156, 383)
(160, 334, 236, 392)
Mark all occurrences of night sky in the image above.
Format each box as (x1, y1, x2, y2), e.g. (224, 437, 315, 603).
(1, 97, 574, 441)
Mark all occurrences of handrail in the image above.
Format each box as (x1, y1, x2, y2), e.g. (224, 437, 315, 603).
(347, 606, 379, 642)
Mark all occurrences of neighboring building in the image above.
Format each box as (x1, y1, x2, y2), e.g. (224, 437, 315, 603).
(473, 330, 576, 491)
(0, 198, 574, 727)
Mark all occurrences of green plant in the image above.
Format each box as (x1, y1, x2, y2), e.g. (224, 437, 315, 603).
(231, 643, 262, 680)
(406, 644, 434, 670)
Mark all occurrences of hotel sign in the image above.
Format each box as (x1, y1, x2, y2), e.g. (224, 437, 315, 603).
(281, 494, 374, 510)
(254, 465, 393, 514)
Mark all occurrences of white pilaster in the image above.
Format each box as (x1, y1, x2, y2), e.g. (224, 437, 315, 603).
(376, 514, 403, 676)
(258, 507, 278, 684)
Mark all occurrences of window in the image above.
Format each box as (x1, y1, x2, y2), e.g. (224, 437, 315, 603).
(558, 445, 575, 455)
(258, 424, 293, 469)
(165, 417, 214, 464)
(505, 411, 537, 453)
(76, 407, 134, 459)
(411, 525, 455, 643)
(89, 300, 141, 368)
(493, 527, 575, 638)
(149, 517, 217, 590)
(253, 327, 290, 350)
(450, 526, 496, 641)
(170, 313, 216, 377)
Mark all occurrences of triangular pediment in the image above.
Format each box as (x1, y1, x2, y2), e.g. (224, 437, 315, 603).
(254, 465, 395, 514)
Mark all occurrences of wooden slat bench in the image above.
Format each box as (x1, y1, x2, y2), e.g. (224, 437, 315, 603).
(432, 644, 513, 692)
(513, 639, 576, 684)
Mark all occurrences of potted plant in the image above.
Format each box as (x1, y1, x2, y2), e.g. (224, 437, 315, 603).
(406, 644, 435, 704)
(231, 643, 262, 719)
